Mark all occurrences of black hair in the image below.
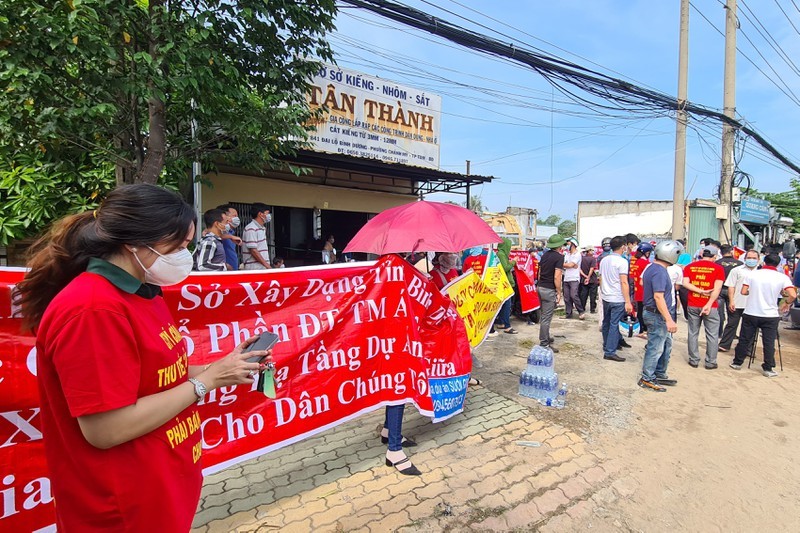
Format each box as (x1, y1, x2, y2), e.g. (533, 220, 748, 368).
(250, 203, 270, 219)
(720, 244, 733, 256)
(610, 235, 626, 251)
(216, 203, 235, 213)
(764, 253, 781, 267)
(16, 184, 194, 330)
(203, 208, 225, 229)
(625, 233, 640, 245)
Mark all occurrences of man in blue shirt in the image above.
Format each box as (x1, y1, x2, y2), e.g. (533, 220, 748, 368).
(217, 204, 242, 270)
(638, 240, 684, 392)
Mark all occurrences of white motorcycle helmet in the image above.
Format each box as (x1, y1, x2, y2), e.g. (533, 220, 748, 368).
(654, 240, 684, 265)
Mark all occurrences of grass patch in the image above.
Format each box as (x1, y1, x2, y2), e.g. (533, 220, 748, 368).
(519, 338, 535, 350)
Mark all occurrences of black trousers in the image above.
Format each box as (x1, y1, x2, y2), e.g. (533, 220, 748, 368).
(636, 301, 648, 332)
(717, 294, 731, 336)
(719, 307, 744, 349)
(678, 287, 689, 320)
(578, 282, 597, 312)
(733, 314, 780, 371)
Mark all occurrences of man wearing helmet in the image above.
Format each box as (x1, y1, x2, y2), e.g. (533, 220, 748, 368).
(631, 243, 655, 337)
(682, 245, 726, 369)
(638, 240, 683, 391)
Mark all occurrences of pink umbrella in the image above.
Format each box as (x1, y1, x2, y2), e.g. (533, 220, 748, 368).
(343, 200, 502, 254)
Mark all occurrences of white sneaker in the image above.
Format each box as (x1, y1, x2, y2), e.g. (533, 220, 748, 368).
(762, 369, 778, 378)
(729, 363, 742, 370)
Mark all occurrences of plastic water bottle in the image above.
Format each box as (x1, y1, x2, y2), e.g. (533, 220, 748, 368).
(543, 351, 553, 376)
(524, 373, 533, 398)
(545, 374, 557, 405)
(554, 383, 568, 409)
(518, 372, 526, 397)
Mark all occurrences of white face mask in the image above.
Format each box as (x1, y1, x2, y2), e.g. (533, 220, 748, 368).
(224, 223, 231, 232)
(264, 213, 272, 224)
(132, 246, 194, 286)
(230, 216, 241, 228)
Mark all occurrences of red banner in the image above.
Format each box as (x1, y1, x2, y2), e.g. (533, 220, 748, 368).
(508, 250, 540, 313)
(0, 255, 471, 531)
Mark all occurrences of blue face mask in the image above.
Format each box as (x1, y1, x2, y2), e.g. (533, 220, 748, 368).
(745, 258, 759, 268)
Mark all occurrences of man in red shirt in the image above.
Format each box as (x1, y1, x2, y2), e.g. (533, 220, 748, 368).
(682, 246, 726, 369)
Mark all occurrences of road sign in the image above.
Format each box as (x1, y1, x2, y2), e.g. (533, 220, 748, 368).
(739, 196, 771, 225)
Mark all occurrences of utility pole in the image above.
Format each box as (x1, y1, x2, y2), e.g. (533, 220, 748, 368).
(465, 159, 471, 210)
(672, 0, 689, 241)
(720, 0, 737, 242)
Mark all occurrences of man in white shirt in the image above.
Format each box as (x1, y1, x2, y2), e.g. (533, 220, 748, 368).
(731, 253, 797, 377)
(243, 202, 272, 270)
(599, 236, 633, 362)
(562, 238, 585, 320)
(718, 249, 759, 351)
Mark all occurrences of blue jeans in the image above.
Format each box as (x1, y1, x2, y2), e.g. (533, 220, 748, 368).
(384, 405, 405, 451)
(601, 301, 626, 357)
(641, 310, 673, 382)
(498, 298, 512, 329)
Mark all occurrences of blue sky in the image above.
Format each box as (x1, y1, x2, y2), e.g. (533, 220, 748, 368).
(329, 0, 800, 222)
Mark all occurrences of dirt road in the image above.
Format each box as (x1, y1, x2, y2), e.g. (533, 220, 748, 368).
(473, 309, 800, 531)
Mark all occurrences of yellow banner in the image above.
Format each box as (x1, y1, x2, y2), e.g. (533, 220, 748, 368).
(444, 257, 513, 348)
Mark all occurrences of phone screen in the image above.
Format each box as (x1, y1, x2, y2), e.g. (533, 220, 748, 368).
(244, 332, 279, 363)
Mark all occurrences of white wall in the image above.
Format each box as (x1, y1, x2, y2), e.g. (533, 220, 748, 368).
(578, 210, 673, 247)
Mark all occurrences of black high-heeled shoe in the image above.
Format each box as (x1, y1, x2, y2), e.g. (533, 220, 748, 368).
(380, 435, 418, 447)
(385, 457, 422, 476)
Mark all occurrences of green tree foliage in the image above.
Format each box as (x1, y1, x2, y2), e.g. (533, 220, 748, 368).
(0, 0, 336, 243)
(541, 214, 561, 226)
(751, 179, 800, 233)
(557, 219, 576, 238)
(0, 151, 115, 244)
(464, 195, 484, 214)
(539, 214, 576, 237)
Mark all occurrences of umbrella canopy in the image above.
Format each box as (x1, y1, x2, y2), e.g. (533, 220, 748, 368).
(343, 200, 502, 254)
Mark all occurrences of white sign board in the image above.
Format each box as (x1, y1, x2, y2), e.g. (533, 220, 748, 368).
(306, 64, 441, 169)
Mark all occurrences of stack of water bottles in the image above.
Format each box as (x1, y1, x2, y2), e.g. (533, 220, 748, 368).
(518, 345, 568, 408)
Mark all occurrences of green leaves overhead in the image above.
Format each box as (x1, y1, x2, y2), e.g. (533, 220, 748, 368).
(0, 0, 336, 244)
(1, 0, 337, 176)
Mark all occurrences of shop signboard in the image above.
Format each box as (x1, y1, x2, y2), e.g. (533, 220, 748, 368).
(306, 64, 441, 169)
(739, 196, 770, 225)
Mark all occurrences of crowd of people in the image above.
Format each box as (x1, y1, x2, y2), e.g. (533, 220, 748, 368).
(524, 232, 799, 392)
(14, 183, 800, 527)
(192, 205, 337, 271)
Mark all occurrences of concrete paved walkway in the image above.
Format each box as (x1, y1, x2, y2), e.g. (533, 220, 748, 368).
(192, 385, 618, 532)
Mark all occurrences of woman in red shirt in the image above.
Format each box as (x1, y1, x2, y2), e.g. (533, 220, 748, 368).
(430, 252, 460, 290)
(15, 184, 272, 532)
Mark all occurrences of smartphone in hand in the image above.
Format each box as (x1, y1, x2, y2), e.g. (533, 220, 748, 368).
(243, 332, 280, 363)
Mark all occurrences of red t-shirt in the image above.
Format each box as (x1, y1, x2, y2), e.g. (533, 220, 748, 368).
(632, 257, 650, 302)
(36, 271, 202, 532)
(431, 267, 458, 290)
(683, 260, 726, 308)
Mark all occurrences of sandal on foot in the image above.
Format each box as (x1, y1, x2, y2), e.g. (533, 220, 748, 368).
(380, 435, 418, 447)
(468, 377, 482, 386)
(385, 457, 422, 475)
(503, 328, 518, 334)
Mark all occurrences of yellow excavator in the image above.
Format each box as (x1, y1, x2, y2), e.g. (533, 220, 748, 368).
(482, 213, 528, 249)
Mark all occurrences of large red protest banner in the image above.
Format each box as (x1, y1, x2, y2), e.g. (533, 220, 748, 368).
(508, 250, 540, 313)
(0, 255, 470, 532)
